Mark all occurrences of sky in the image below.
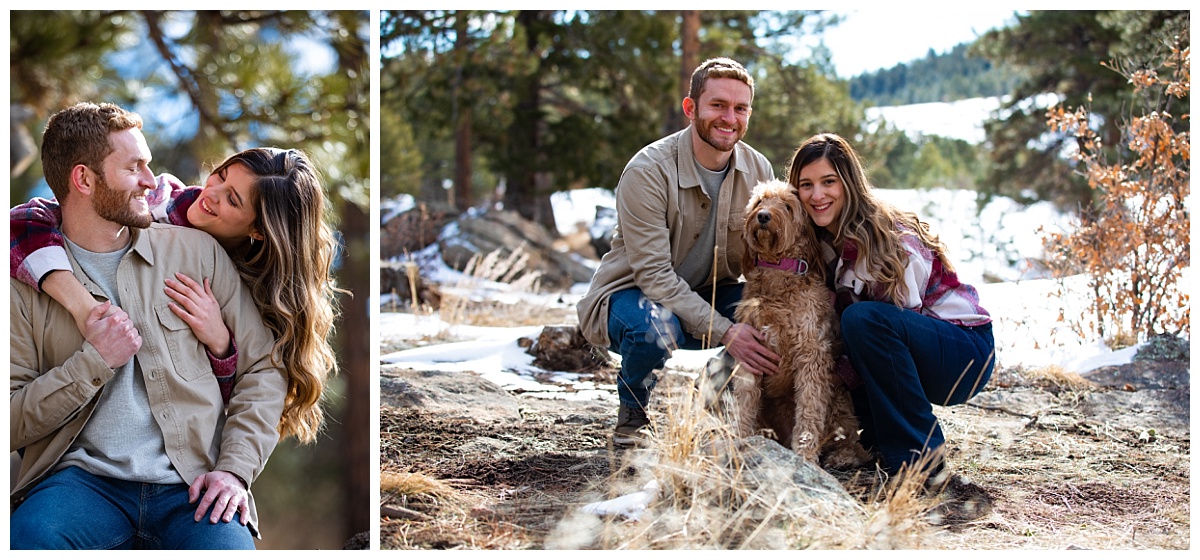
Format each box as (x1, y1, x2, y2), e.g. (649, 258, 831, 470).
(813, 9, 1021, 78)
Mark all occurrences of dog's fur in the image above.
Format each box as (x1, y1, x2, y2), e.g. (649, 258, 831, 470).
(731, 179, 870, 469)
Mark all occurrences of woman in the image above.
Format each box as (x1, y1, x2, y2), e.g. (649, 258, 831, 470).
(10, 147, 339, 444)
(786, 133, 994, 479)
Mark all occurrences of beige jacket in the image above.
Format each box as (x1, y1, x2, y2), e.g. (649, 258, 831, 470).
(577, 127, 775, 348)
(10, 223, 286, 538)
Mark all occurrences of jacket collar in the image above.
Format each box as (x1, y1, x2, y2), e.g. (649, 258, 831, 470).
(128, 226, 155, 266)
(677, 125, 751, 189)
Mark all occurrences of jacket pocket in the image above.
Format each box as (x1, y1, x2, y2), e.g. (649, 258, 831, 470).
(154, 303, 214, 381)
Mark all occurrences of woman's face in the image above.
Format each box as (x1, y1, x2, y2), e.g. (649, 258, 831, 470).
(795, 158, 845, 230)
(187, 162, 261, 247)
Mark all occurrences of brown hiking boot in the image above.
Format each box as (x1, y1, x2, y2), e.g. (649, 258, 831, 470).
(612, 404, 650, 447)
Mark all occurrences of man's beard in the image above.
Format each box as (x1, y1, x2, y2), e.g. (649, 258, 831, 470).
(695, 116, 745, 153)
(93, 173, 152, 229)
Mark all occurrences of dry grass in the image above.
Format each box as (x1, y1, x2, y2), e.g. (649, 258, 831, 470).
(545, 378, 947, 550)
(437, 245, 569, 327)
(1017, 364, 1095, 393)
(381, 469, 534, 549)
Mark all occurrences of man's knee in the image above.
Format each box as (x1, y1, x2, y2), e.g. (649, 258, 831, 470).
(169, 515, 255, 550)
(10, 506, 132, 550)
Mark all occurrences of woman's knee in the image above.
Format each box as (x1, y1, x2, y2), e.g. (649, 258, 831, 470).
(841, 301, 902, 339)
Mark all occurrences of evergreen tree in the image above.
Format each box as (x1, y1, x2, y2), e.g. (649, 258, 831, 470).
(973, 10, 1189, 207)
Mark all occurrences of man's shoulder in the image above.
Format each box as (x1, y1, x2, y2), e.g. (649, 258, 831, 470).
(144, 222, 216, 242)
(734, 140, 772, 170)
(625, 129, 687, 171)
(139, 223, 225, 259)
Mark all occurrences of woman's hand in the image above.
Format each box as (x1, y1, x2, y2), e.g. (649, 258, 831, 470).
(165, 272, 232, 358)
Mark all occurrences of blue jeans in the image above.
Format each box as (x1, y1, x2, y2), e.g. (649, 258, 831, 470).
(841, 301, 994, 474)
(10, 466, 255, 550)
(607, 284, 743, 409)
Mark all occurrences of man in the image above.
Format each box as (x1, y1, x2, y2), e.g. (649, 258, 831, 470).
(9, 102, 286, 549)
(577, 58, 779, 445)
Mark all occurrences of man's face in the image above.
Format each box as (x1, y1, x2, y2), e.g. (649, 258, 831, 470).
(687, 77, 753, 153)
(92, 128, 155, 229)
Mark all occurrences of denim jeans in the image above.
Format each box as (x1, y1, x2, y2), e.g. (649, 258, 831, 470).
(841, 301, 994, 474)
(606, 284, 743, 409)
(9, 466, 255, 550)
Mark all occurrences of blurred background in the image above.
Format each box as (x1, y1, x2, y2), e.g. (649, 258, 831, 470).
(380, 10, 1188, 228)
(9, 10, 371, 549)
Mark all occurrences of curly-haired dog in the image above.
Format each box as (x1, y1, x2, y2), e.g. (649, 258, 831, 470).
(731, 179, 871, 469)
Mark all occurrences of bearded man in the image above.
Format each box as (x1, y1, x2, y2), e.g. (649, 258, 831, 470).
(577, 58, 780, 445)
(9, 102, 285, 549)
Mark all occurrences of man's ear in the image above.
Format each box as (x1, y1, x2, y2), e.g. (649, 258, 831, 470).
(681, 96, 696, 121)
(70, 164, 97, 196)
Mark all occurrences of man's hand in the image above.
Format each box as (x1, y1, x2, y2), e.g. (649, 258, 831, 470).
(84, 302, 142, 368)
(721, 322, 780, 376)
(189, 471, 249, 525)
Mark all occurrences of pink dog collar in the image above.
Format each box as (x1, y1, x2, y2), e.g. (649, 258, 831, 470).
(756, 258, 809, 274)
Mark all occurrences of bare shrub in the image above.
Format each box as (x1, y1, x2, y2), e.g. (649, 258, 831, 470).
(1043, 38, 1190, 341)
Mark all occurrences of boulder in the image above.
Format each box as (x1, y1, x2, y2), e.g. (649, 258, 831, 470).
(438, 208, 596, 291)
(380, 262, 442, 310)
(522, 325, 608, 373)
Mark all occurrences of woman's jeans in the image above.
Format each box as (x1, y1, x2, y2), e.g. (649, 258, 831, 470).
(9, 466, 255, 550)
(607, 284, 743, 410)
(841, 301, 995, 474)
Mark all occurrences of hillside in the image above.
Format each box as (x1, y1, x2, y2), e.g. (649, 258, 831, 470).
(849, 43, 1022, 107)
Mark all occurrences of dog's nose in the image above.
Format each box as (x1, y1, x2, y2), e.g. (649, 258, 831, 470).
(757, 211, 770, 225)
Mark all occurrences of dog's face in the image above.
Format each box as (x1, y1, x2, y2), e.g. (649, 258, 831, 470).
(742, 179, 815, 267)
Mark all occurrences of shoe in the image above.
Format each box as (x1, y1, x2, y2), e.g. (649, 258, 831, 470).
(925, 472, 994, 525)
(612, 404, 650, 447)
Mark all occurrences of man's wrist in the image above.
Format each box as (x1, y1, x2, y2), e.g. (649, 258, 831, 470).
(223, 470, 248, 489)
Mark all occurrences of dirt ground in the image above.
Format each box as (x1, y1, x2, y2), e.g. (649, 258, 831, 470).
(379, 348, 1190, 550)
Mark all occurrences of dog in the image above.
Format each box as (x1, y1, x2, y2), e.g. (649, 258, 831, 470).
(729, 179, 870, 470)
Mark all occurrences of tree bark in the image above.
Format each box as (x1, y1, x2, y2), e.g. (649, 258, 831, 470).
(337, 200, 371, 540)
(668, 10, 701, 134)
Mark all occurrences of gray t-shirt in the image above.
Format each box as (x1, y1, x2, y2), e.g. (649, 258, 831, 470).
(57, 236, 182, 484)
(674, 157, 729, 288)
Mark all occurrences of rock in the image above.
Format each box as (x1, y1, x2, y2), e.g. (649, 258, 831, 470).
(380, 366, 523, 424)
(438, 208, 595, 291)
(380, 262, 442, 310)
(381, 203, 455, 260)
(1083, 359, 1189, 391)
(589, 205, 617, 258)
(342, 531, 370, 550)
(524, 325, 608, 373)
(723, 435, 861, 516)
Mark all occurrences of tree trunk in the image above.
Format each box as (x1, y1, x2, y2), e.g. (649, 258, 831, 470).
(452, 12, 473, 212)
(454, 107, 473, 211)
(337, 200, 371, 540)
(503, 11, 555, 232)
(667, 10, 701, 134)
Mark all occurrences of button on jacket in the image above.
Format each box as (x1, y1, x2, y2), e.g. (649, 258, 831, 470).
(577, 127, 775, 348)
(10, 223, 286, 538)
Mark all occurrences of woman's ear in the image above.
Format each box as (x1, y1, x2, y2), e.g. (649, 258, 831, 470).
(249, 229, 265, 242)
